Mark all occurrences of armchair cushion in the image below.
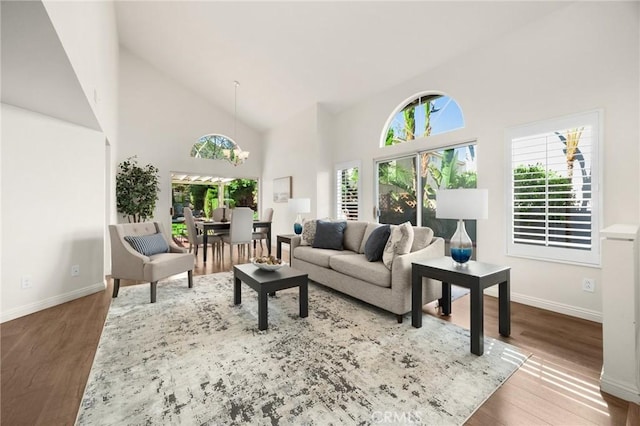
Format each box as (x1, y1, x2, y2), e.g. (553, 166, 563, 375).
(124, 233, 169, 256)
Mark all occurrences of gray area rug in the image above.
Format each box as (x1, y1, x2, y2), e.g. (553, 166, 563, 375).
(77, 272, 528, 425)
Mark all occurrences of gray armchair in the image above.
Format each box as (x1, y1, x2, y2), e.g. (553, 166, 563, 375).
(109, 222, 195, 303)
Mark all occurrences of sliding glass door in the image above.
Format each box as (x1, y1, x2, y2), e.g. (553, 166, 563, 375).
(377, 156, 418, 225)
(376, 143, 477, 239)
(420, 144, 477, 240)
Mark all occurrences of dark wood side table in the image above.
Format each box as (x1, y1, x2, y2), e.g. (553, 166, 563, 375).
(411, 257, 511, 355)
(233, 263, 308, 331)
(276, 234, 297, 264)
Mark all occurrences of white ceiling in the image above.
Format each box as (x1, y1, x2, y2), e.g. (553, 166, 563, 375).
(115, 1, 569, 132)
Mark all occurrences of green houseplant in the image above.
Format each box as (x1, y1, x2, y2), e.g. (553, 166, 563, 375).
(116, 156, 160, 222)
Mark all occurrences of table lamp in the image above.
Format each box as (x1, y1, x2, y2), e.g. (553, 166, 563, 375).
(288, 198, 311, 234)
(436, 189, 488, 265)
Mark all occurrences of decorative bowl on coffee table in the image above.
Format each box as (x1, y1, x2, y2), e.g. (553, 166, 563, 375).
(251, 258, 286, 271)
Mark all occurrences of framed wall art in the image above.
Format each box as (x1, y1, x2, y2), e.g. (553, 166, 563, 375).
(273, 176, 292, 203)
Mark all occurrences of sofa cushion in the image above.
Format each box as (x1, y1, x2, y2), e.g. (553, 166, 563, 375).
(329, 254, 391, 288)
(125, 233, 169, 256)
(343, 221, 368, 252)
(313, 220, 347, 250)
(411, 226, 434, 252)
(359, 223, 381, 253)
(364, 224, 390, 261)
(294, 246, 353, 268)
(382, 222, 414, 269)
(300, 219, 317, 246)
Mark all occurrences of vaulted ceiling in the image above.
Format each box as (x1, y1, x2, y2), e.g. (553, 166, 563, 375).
(115, 2, 569, 132)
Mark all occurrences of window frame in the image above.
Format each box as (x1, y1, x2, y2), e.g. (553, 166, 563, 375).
(504, 110, 602, 267)
(373, 140, 477, 229)
(379, 91, 465, 148)
(335, 160, 361, 221)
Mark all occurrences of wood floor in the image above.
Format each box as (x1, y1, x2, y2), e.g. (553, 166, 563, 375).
(2, 244, 638, 425)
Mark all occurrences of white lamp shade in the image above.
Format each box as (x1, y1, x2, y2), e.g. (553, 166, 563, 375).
(288, 198, 311, 214)
(436, 189, 488, 220)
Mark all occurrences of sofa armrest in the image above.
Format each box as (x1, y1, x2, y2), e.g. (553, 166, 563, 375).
(391, 237, 445, 295)
(290, 235, 302, 251)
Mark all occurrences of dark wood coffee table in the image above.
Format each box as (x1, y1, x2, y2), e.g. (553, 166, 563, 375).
(411, 257, 510, 355)
(233, 263, 308, 330)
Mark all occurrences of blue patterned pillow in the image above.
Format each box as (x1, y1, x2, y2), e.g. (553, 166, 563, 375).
(124, 233, 169, 256)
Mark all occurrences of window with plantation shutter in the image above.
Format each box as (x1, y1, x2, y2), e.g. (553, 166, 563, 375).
(335, 161, 360, 220)
(506, 110, 601, 266)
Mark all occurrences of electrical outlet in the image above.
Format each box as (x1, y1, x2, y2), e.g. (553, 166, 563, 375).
(582, 278, 595, 293)
(21, 276, 32, 289)
(71, 265, 80, 277)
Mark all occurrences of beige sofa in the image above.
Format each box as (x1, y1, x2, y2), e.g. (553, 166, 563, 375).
(290, 221, 444, 322)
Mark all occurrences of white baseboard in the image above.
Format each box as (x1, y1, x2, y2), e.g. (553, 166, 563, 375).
(600, 373, 640, 404)
(484, 288, 602, 323)
(1, 281, 107, 323)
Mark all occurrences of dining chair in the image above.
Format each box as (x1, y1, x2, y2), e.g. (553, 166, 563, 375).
(212, 207, 232, 223)
(252, 207, 274, 255)
(184, 207, 222, 261)
(221, 207, 254, 265)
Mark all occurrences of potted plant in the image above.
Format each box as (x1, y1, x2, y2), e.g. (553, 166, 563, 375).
(116, 156, 160, 222)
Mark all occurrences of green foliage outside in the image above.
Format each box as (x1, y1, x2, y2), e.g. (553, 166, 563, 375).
(204, 188, 219, 218)
(513, 164, 574, 209)
(172, 223, 186, 238)
(171, 179, 258, 221)
(116, 156, 160, 223)
(513, 164, 575, 238)
(226, 179, 257, 209)
(189, 185, 209, 211)
(378, 146, 478, 239)
(385, 96, 440, 146)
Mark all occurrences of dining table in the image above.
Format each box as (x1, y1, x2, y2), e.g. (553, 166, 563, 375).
(195, 220, 272, 263)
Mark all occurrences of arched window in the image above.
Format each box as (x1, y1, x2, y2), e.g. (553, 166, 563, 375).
(191, 134, 249, 166)
(381, 93, 464, 147)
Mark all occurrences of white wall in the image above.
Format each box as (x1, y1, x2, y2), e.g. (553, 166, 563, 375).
(42, 0, 119, 274)
(42, 0, 119, 143)
(262, 104, 334, 239)
(1, 105, 106, 322)
(330, 2, 639, 321)
(118, 49, 263, 234)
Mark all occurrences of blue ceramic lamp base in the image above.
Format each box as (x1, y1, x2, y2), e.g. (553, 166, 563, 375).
(294, 214, 303, 235)
(450, 219, 473, 266)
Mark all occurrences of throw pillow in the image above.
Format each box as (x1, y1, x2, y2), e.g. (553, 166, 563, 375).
(312, 220, 347, 250)
(300, 219, 317, 246)
(359, 223, 381, 253)
(124, 233, 169, 256)
(364, 224, 391, 262)
(411, 227, 434, 252)
(382, 222, 414, 269)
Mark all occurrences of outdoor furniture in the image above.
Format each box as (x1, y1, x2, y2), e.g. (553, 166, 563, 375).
(109, 222, 194, 303)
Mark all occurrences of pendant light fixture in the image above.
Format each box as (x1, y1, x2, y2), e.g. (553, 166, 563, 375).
(228, 80, 249, 166)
